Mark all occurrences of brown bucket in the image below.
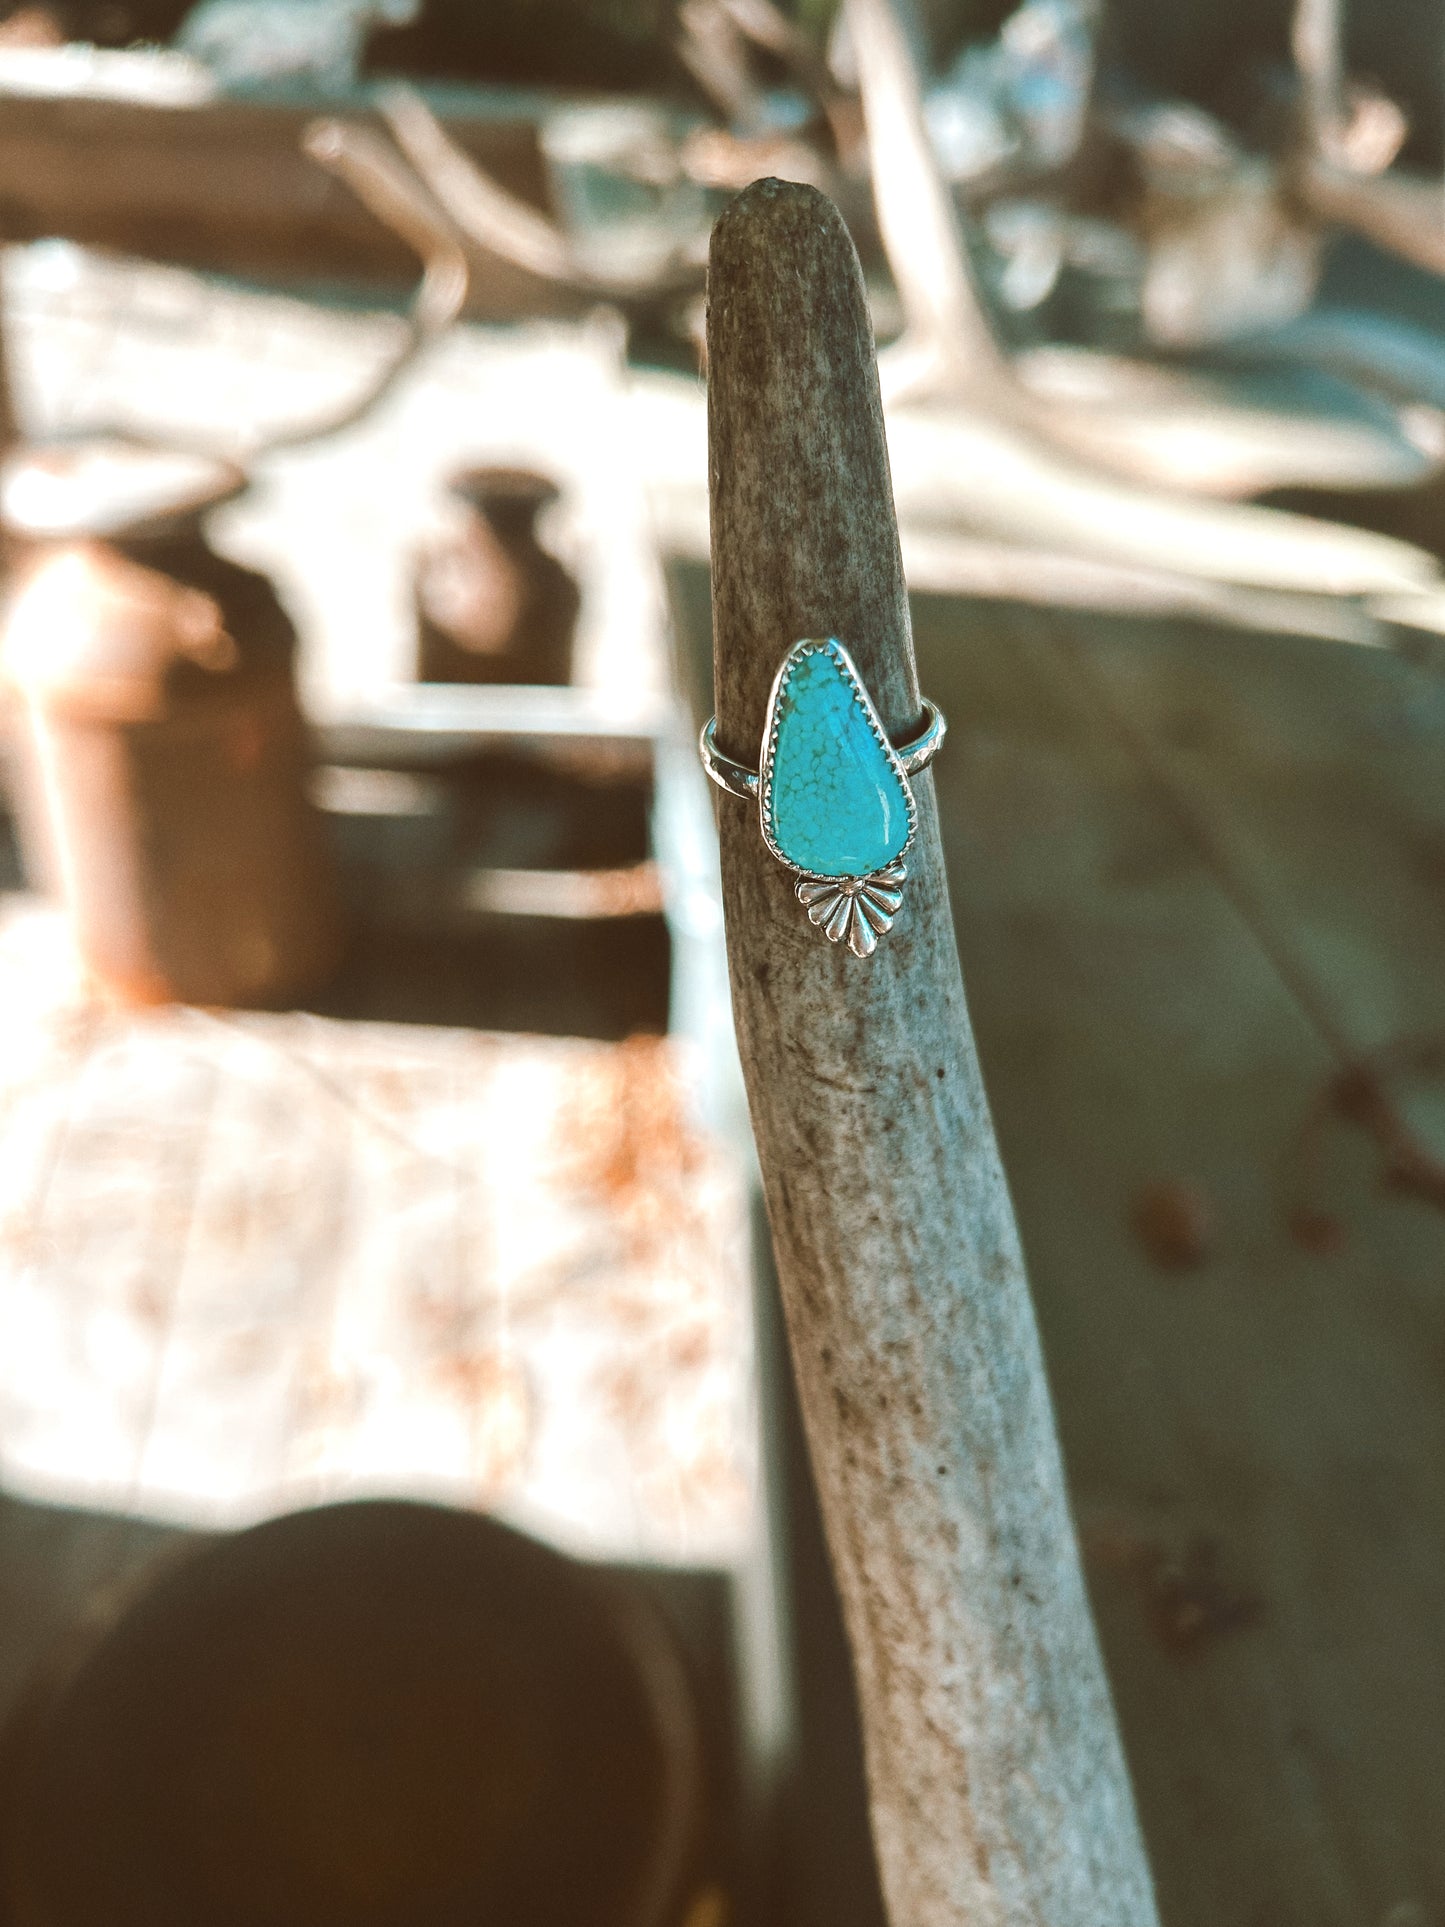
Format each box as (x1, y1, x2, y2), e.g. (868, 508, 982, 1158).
(0, 1500, 708, 1927)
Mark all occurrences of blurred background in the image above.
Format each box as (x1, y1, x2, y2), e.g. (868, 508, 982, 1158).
(0, 0, 1439, 1921)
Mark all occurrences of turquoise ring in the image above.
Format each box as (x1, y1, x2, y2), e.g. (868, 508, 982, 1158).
(699, 638, 946, 957)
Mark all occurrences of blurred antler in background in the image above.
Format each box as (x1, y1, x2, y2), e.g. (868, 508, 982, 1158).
(845, 0, 1021, 419)
(853, 0, 1427, 476)
(379, 82, 707, 306)
(1284, 0, 1445, 277)
(843, 0, 1445, 601)
(675, 0, 761, 132)
(1295, 160, 1445, 280)
(671, 0, 874, 227)
(707, 0, 864, 162)
(1, 113, 471, 467)
(286, 116, 469, 449)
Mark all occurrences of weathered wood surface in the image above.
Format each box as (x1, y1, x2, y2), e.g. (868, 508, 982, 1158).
(668, 534, 1445, 1925)
(0, 902, 753, 1568)
(706, 176, 1158, 1927)
(916, 595, 1445, 1927)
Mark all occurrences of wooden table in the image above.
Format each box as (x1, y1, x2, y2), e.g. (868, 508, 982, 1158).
(0, 898, 753, 1564)
(668, 552, 1445, 1927)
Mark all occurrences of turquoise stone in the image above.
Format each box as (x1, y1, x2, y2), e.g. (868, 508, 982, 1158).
(764, 642, 911, 877)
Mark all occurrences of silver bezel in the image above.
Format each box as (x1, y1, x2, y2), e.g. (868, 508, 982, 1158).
(756, 638, 918, 882)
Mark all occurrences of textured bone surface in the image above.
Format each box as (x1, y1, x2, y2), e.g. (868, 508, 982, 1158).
(707, 176, 1160, 1927)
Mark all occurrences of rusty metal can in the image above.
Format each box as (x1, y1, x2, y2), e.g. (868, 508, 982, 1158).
(0, 440, 342, 1006)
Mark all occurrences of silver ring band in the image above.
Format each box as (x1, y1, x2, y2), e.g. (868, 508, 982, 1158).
(699, 699, 946, 801)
